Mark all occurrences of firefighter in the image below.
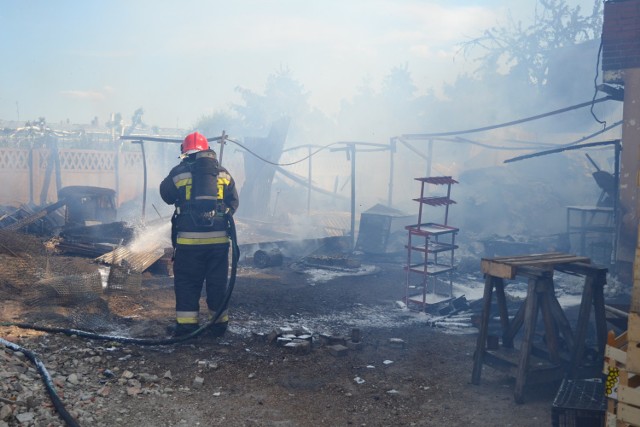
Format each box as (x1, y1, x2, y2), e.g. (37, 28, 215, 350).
(159, 131, 239, 337)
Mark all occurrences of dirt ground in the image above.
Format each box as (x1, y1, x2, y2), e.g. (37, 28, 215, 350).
(0, 251, 567, 427)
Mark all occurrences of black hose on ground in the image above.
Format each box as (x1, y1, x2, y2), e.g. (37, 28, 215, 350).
(0, 215, 240, 426)
(0, 337, 81, 427)
(2, 214, 240, 344)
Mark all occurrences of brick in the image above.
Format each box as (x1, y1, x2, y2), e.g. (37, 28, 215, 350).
(284, 340, 311, 355)
(193, 376, 204, 388)
(327, 335, 347, 346)
(327, 344, 348, 357)
(276, 337, 292, 347)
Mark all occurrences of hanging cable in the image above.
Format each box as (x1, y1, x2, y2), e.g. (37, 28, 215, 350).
(590, 38, 607, 128)
(227, 137, 340, 166)
(401, 96, 613, 139)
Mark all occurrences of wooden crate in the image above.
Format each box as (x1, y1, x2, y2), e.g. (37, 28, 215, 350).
(604, 331, 640, 426)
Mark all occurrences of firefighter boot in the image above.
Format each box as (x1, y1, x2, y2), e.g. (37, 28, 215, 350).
(168, 323, 199, 338)
(205, 311, 229, 338)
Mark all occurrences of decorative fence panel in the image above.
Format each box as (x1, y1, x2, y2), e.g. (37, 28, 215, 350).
(0, 148, 144, 207)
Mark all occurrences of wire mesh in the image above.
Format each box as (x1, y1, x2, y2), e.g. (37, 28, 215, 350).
(0, 230, 149, 333)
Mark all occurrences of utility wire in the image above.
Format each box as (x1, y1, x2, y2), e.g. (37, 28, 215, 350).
(590, 38, 607, 128)
(400, 96, 613, 139)
(127, 95, 616, 167)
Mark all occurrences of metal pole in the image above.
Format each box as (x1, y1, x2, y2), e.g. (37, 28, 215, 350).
(218, 130, 227, 166)
(134, 140, 148, 222)
(350, 144, 356, 249)
(307, 146, 312, 214)
(388, 138, 395, 206)
(426, 139, 433, 177)
(142, 141, 147, 221)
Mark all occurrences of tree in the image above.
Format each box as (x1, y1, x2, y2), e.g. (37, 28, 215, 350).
(462, 0, 603, 89)
(232, 67, 311, 138)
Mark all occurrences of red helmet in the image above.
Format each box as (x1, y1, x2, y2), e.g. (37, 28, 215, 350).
(181, 132, 209, 155)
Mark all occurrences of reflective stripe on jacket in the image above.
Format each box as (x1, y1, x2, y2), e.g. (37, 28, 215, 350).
(176, 230, 230, 245)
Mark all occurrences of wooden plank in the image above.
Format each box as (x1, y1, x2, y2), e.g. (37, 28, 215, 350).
(627, 341, 640, 374)
(605, 412, 617, 427)
(632, 281, 640, 314)
(481, 259, 515, 278)
(507, 255, 591, 267)
(630, 313, 640, 342)
(558, 262, 608, 276)
(481, 255, 591, 278)
(483, 252, 566, 263)
(619, 384, 640, 408)
(606, 345, 627, 366)
(609, 331, 629, 349)
(618, 402, 640, 426)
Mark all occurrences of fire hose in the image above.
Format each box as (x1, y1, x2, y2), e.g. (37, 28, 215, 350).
(0, 214, 240, 426)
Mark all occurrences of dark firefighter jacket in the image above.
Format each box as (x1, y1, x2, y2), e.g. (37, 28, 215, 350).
(159, 151, 239, 246)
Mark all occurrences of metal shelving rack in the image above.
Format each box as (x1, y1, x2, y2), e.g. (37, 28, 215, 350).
(404, 176, 458, 310)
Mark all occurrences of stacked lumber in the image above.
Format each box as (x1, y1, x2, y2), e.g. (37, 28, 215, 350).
(604, 230, 640, 426)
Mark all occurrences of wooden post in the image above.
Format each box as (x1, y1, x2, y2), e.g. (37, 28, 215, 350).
(570, 272, 595, 377)
(514, 276, 540, 404)
(616, 68, 640, 281)
(540, 277, 560, 364)
(471, 274, 494, 385)
(494, 278, 512, 348)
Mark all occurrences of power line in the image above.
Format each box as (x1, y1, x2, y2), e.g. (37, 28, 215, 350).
(400, 96, 613, 139)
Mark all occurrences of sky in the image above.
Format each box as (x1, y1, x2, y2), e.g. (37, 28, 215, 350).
(0, 0, 600, 129)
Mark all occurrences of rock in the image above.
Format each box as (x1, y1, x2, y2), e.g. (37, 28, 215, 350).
(67, 373, 80, 385)
(0, 404, 13, 421)
(163, 370, 172, 380)
(15, 412, 35, 423)
(126, 386, 141, 396)
(122, 370, 135, 379)
(193, 376, 205, 388)
(97, 386, 111, 397)
(139, 373, 159, 383)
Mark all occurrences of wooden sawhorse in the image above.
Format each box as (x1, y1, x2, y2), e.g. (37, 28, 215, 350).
(471, 253, 608, 403)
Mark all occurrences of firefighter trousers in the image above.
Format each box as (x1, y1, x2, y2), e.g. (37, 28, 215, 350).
(173, 242, 229, 325)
